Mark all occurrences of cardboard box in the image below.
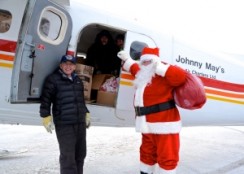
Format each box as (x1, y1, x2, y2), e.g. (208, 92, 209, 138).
(92, 74, 113, 90)
(75, 64, 94, 100)
(97, 91, 117, 107)
(91, 74, 117, 106)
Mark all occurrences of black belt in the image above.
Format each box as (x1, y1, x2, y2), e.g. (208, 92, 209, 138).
(134, 100, 175, 116)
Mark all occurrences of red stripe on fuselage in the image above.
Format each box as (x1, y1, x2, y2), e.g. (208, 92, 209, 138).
(199, 77, 244, 93)
(0, 39, 17, 53)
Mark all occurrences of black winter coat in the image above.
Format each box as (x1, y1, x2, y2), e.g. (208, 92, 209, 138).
(40, 69, 89, 125)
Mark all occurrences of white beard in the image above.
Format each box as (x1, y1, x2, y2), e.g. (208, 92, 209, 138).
(133, 60, 157, 88)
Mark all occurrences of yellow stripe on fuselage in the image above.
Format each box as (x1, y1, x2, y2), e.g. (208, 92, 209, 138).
(206, 95, 244, 105)
(120, 80, 133, 86)
(0, 62, 13, 68)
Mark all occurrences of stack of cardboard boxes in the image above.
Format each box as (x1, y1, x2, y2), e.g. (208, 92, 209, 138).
(75, 64, 94, 100)
(76, 64, 117, 107)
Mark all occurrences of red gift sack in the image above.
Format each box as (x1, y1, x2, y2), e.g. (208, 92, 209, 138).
(174, 71, 206, 110)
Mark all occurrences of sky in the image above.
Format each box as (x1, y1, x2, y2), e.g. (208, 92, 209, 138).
(80, 0, 244, 54)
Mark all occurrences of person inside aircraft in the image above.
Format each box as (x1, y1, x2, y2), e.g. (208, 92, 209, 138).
(86, 30, 121, 76)
(40, 55, 91, 174)
(115, 34, 124, 50)
(39, 18, 50, 37)
(114, 34, 124, 73)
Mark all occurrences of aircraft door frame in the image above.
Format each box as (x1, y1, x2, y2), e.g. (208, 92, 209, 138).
(10, 0, 72, 103)
(115, 31, 156, 121)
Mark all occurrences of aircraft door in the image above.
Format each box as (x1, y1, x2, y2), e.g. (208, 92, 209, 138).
(115, 31, 156, 122)
(11, 0, 72, 103)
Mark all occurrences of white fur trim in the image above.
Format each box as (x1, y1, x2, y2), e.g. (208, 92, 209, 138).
(123, 58, 136, 72)
(140, 161, 155, 173)
(140, 54, 159, 62)
(155, 62, 170, 77)
(136, 116, 181, 134)
(134, 84, 146, 106)
(135, 115, 149, 132)
(158, 166, 177, 174)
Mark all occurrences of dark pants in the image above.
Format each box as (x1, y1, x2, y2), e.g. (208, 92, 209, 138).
(55, 123, 87, 174)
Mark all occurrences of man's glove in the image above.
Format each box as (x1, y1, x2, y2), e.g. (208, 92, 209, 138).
(86, 113, 91, 128)
(155, 61, 170, 77)
(42, 115, 54, 133)
(117, 50, 129, 61)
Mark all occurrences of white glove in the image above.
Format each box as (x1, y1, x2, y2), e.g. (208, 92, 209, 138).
(117, 50, 129, 61)
(42, 115, 54, 133)
(86, 113, 91, 128)
(155, 61, 170, 77)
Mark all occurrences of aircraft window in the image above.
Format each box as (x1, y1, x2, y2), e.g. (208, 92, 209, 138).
(130, 41, 148, 60)
(0, 9, 12, 33)
(39, 10, 61, 40)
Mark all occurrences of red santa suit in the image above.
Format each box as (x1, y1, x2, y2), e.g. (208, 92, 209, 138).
(120, 47, 186, 174)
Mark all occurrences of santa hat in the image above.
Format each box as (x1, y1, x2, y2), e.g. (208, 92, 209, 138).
(140, 47, 159, 62)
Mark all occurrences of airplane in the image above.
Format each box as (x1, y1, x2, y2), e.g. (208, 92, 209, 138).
(0, 0, 244, 128)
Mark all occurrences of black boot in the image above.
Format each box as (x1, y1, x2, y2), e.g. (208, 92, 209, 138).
(141, 172, 152, 174)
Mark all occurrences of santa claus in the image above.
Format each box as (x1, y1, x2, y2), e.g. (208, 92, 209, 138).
(117, 47, 186, 174)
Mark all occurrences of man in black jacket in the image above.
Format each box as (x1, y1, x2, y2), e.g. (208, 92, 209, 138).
(40, 55, 90, 174)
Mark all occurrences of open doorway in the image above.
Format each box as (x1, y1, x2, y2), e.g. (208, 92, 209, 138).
(75, 24, 126, 107)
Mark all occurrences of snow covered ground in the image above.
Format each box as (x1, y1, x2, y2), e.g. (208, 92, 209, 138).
(1, 124, 244, 174)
